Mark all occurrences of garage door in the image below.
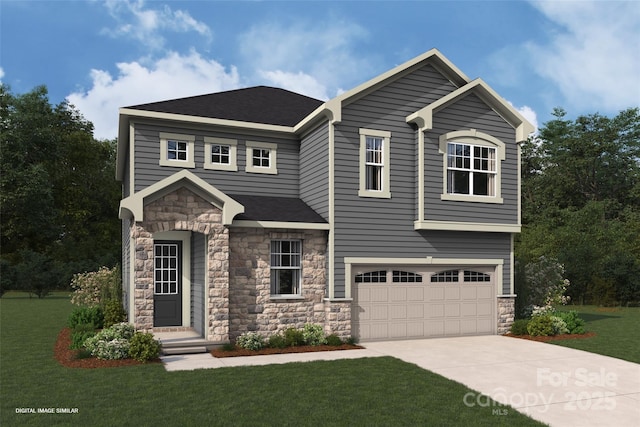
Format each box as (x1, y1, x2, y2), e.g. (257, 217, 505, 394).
(352, 266, 495, 341)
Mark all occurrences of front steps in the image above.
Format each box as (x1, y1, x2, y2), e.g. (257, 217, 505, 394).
(153, 330, 227, 356)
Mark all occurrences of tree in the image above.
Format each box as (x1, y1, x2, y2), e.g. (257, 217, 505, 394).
(0, 85, 121, 296)
(517, 108, 640, 305)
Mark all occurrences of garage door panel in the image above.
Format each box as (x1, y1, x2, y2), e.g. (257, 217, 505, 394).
(354, 265, 496, 341)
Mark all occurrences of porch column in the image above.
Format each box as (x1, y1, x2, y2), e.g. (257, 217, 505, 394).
(132, 224, 154, 332)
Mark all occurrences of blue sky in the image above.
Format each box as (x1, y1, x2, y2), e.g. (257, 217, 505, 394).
(2, 0, 639, 139)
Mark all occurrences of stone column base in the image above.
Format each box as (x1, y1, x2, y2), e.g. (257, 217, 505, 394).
(497, 296, 516, 334)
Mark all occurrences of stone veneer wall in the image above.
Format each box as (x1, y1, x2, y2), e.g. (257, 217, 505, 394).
(497, 297, 515, 334)
(130, 187, 230, 341)
(229, 228, 341, 340)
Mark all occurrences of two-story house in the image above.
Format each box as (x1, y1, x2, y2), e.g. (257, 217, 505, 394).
(116, 49, 534, 344)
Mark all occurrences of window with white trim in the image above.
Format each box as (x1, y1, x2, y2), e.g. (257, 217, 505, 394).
(270, 240, 301, 295)
(464, 270, 491, 282)
(159, 132, 195, 168)
(439, 130, 505, 204)
(392, 270, 423, 283)
(447, 143, 496, 196)
(204, 137, 238, 171)
(430, 270, 459, 283)
(359, 128, 391, 198)
(246, 141, 278, 174)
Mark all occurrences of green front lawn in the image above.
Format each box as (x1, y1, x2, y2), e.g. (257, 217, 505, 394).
(552, 305, 640, 364)
(0, 293, 543, 426)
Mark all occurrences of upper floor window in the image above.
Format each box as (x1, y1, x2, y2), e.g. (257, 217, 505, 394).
(447, 143, 496, 196)
(438, 130, 505, 204)
(246, 141, 278, 175)
(359, 128, 391, 198)
(159, 132, 195, 168)
(270, 240, 301, 296)
(204, 137, 238, 171)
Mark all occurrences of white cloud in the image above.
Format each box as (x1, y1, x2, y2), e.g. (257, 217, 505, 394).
(102, 0, 212, 50)
(0, 67, 4, 82)
(67, 51, 239, 139)
(516, 105, 539, 134)
(527, 1, 640, 111)
(238, 18, 374, 99)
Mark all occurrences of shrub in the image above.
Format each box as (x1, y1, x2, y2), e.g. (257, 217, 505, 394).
(283, 328, 305, 347)
(70, 267, 117, 307)
(70, 324, 97, 350)
(268, 333, 287, 349)
(325, 334, 343, 346)
(551, 316, 569, 335)
(103, 299, 126, 328)
(68, 306, 104, 329)
(527, 315, 554, 336)
(129, 332, 161, 362)
(221, 343, 236, 352)
(84, 323, 135, 360)
(509, 319, 530, 336)
(302, 324, 327, 346)
(236, 332, 265, 351)
(345, 336, 358, 346)
(555, 310, 586, 334)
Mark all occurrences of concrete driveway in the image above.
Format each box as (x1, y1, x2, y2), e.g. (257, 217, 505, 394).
(162, 335, 639, 426)
(364, 336, 640, 427)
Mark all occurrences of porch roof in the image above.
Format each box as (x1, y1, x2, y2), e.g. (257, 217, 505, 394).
(229, 194, 327, 224)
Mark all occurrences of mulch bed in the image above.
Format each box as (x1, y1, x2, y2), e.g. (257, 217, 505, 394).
(54, 328, 160, 368)
(505, 331, 596, 342)
(211, 344, 364, 358)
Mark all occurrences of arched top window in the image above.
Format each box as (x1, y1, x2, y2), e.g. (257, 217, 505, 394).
(438, 130, 505, 204)
(355, 271, 387, 283)
(392, 271, 423, 283)
(430, 270, 459, 283)
(464, 270, 491, 282)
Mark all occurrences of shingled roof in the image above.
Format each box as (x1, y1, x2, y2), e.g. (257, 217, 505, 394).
(125, 86, 324, 127)
(229, 194, 327, 224)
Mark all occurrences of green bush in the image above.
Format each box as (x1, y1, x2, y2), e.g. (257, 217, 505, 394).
(550, 316, 569, 335)
(236, 332, 265, 351)
(555, 310, 586, 334)
(302, 324, 327, 346)
(221, 343, 236, 352)
(68, 306, 104, 329)
(345, 336, 358, 346)
(84, 323, 135, 360)
(128, 332, 161, 362)
(70, 324, 97, 350)
(268, 333, 287, 349)
(527, 315, 555, 336)
(510, 319, 530, 335)
(283, 328, 305, 347)
(103, 299, 126, 328)
(325, 334, 343, 346)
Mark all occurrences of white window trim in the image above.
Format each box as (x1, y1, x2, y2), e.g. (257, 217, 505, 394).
(358, 128, 391, 198)
(203, 137, 238, 171)
(245, 141, 278, 175)
(270, 239, 302, 297)
(159, 132, 195, 168)
(438, 130, 504, 204)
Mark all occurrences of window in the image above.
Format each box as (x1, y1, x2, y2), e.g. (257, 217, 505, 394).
(430, 270, 459, 283)
(464, 270, 491, 282)
(270, 240, 301, 295)
(154, 242, 181, 294)
(447, 143, 496, 196)
(204, 137, 237, 171)
(159, 132, 195, 168)
(359, 128, 391, 198)
(355, 270, 387, 283)
(438, 130, 505, 203)
(392, 271, 423, 283)
(246, 141, 278, 174)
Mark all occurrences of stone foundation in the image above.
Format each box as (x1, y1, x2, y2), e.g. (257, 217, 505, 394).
(497, 296, 515, 334)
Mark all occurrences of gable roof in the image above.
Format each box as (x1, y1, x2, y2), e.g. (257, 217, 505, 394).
(125, 86, 323, 127)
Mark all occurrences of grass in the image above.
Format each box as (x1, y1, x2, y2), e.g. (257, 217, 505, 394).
(551, 305, 640, 364)
(0, 292, 545, 427)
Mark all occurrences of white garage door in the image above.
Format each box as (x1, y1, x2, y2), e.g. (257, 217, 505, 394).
(353, 266, 496, 341)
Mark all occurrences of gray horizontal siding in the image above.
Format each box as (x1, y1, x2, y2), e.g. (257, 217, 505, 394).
(332, 64, 514, 297)
(133, 122, 300, 197)
(299, 123, 329, 221)
(425, 93, 518, 224)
